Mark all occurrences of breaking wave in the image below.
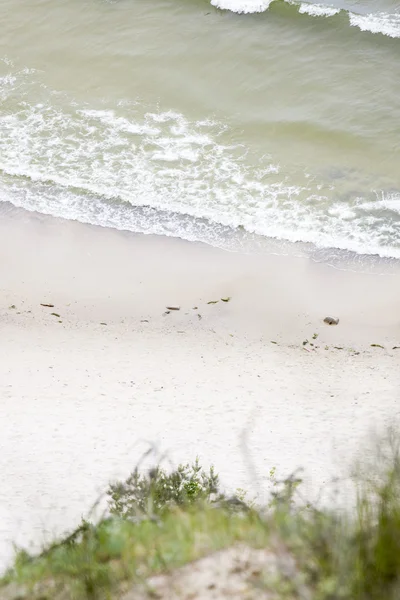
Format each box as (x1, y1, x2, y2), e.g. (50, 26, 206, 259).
(211, 0, 400, 39)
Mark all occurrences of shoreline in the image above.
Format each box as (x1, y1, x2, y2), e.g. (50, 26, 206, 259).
(1, 204, 400, 346)
(0, 205, 400, 568)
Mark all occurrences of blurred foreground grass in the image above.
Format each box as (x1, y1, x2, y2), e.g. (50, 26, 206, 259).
(2, 430, 400, 599)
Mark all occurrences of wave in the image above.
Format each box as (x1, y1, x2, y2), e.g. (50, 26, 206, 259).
(212, 0, 272, 12)
(3, 167, 399, 260)
(349, 12, 400, 38)
(211, 0, 400, 39)
(298, 3, 339, 17)
(0, 65, 400, 260)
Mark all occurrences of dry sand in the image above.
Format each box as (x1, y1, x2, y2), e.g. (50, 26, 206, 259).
(123, 544, 297, 600)
(0, 205, 399, 568)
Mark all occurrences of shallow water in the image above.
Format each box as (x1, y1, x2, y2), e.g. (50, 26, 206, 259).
(1, 0, 400, 258)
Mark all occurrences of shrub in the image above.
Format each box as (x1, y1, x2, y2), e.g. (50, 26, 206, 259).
(107, 458, 221, 519)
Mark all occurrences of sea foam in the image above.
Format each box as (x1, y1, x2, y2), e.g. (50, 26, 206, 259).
(212, 0, 400, 39)
(298, 3, 340, 17)
(1, 64, 400, 260)
(349, 11, 400, 39)
(211, 0, 272, 13)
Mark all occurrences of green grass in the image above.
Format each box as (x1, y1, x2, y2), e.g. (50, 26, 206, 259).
(3, 432, 400, 599)
(2, 506, 271, 599)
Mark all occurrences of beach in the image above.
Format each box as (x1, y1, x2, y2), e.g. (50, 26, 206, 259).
(0, 205, 399, 568)
(1, 0, 400, 592)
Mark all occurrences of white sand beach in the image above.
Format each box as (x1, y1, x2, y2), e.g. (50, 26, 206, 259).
(0, 206, 399, 568)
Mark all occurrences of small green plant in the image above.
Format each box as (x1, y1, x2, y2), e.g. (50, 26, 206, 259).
(107, 459, 220, 518)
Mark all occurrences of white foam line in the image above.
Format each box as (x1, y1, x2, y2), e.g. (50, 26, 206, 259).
(210, 0, 400, 39)
(298, 3, 339, 17)
(211, 0, 272, 13)
(349, 11, 400, 38)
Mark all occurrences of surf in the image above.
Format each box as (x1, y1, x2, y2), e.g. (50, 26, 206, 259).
(211, 0, 400, 39)
(0, 73, 399, 260)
